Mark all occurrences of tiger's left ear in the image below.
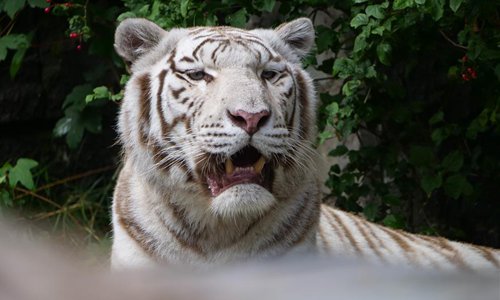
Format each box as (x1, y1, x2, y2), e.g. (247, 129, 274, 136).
(275, 18, 315, 59)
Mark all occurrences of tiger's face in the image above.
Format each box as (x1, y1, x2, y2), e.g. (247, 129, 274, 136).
(115, 18, 317, 219)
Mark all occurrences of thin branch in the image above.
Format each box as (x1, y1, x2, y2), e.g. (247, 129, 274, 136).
(439, 29, 468, 50)
(363, 88, 371, 103)
(14, 165, 115, 200)
(14, 187, 61, 208)
(313, 77, 335, 82)
(0, 19, 16, 36)
(32, 202, 81, 220)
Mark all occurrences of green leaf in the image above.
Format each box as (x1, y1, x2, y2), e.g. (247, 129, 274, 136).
(428, 0, 444, 21)
(365, 65, 377, 78)
(441, 151, 464, 173)
(363, 202, 379, 221)
(9, 47, 27, 78)
(326, 102, 339, 115)
(0, 190, 13, 207)
(350, 13, 369, 28)
(383, 214, 404, 229)
(62, 84, 93, 109)
(429, 111, 444, 125)
(409, 146, 435, 166)
(431, 127, 450, 145)
(382, 194, 400, 206)
(365, 5, 385, 19)
(226, 8, 247, 28)
(393, 0, 414, 10)
(81, 110, 103, 134)
(27, 0, 48, 8)
(150, 0, 162, 20)
(376, 43, 392, 65)
(3, 0, 26, 19)
(92, 86, 110, 100)
(0, 46, 7, 61)
(205, 14, 217, 26)
(342, 80, 362, 96)
(53, 116, 74, 137)
(466, 109, 490, 139)
(179, 0, 189, 18)
(252, 0, 275, 12)
(494, 64, 500, 81)
(120, 74, 130, 86)
(329, 145, 349, 157)
(420, 173, 442, 196)
(444, 174, 472, 199)
(316, 26, 336, 53)
(0, 34, 30, 58)
(0, 162, 13, 184)
(332, 57, 355, 78)
(117, 12, 136, 22)
(110, 92, 124, 101)
(318, 130, 333, 144)
(449, 0, 463, 12)
(8, 158, 38, 190)
(353, 34, 367, 53)
(66, 121, 85, 149)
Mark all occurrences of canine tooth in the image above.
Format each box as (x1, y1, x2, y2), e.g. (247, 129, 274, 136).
(253, 156, 266, 174)
(225, 159, 234, 175)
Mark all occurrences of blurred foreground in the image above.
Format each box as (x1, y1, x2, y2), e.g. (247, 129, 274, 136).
(0, 220, 498, 300)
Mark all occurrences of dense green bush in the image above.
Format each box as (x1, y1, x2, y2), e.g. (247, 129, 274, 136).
(0, 0, 498, 247)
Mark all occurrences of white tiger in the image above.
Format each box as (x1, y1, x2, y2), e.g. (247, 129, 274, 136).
(111, 17, 500, 270)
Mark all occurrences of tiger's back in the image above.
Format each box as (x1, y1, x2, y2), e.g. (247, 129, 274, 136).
(318, 205, 500, 270)
(111, 17, 500, 271)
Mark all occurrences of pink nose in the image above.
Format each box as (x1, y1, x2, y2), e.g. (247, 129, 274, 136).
(228, 109, 270, 135)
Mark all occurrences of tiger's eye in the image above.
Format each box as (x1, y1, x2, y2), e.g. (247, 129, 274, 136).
(261, 70, 277, 80)
(188, 70, 206, 80)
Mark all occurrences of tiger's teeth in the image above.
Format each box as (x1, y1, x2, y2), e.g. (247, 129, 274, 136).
(253, 156, 266, 174)
(225, 159, 234, 175)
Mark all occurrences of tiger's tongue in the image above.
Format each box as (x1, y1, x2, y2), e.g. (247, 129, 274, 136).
(207, 157, 266, 197)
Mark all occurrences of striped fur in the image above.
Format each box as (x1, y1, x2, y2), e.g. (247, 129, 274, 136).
(111, 18, 500, 270)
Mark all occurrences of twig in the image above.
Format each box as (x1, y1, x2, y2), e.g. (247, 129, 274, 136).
(32, 202, 101, 241)
(363, 88, 371, 103)
(33, 202, 81, 220)
(0, 19, 16, 36)
(314, 77, 335, 82)
(439, 29, 468, 50)
(14, 165, 115, 200)
(14, 187, 61, 209)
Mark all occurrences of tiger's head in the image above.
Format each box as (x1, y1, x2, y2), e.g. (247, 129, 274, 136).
(115, 18, 318, 219)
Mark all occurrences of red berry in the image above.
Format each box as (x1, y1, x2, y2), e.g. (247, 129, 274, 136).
(45, 0, 51, 2)
(467, 67, 474, 74)
(44, 7, 51, 13)
(69, 32, 79, 39)
(461, 73, 470, 81)
(76, 44, 82, 51)
(64, 2, 73, 7)
(470, 70, 477, 79)
(461, 55, 468, 62)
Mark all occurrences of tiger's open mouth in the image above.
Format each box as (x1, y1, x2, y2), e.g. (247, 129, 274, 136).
(205, 146, 273, 197)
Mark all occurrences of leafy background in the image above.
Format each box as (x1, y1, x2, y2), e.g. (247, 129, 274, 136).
(0, 0, 498, 252)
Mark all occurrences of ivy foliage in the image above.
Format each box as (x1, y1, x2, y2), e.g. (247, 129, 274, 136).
(0, 0, 499, 246)
(321, 0, 500, 237)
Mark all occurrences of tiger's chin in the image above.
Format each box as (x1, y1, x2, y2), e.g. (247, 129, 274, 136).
(204, 146, 277, 219)
(210, 184, 276, 219)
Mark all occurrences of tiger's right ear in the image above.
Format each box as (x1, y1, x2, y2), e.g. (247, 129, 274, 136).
(114, 18, 166, 64)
